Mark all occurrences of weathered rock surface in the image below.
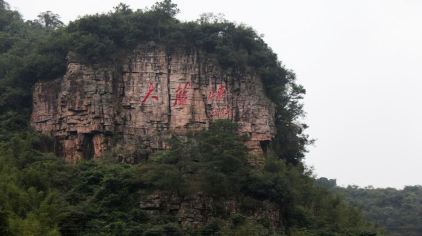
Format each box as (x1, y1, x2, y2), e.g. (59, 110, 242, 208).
(139, 192, 280, 230)
(31, 46, 276, 162)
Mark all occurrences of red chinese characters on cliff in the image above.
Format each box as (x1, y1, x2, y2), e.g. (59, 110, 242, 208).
(210, 106, 230, 118)
(141, 83, 159, 104)
(208, 84, 226, 101)
(173, 82, 192, 106)
(208, 84, 229, 118)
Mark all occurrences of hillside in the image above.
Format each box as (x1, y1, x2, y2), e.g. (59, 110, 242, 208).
(317, 178, 422, 236)
(0, 1, 384, 235)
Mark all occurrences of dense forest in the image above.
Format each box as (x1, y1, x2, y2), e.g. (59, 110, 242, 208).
(0, 0, 415, 235)
(317, 178, 422, 236)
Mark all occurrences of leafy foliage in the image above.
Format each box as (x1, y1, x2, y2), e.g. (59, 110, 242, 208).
(0, 2, 67, 136)
(0, 121, 381, 235)
(317, 178, 422, 236)
(32, 11, 64, 30)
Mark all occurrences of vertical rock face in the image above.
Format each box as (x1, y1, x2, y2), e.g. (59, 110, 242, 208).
(139, 192, 280, 230)
(31, 46, 276, 162)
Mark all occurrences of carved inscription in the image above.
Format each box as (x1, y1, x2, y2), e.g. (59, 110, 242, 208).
(173, 82, 191, 106)
(208, 84, 226, 101)
(210, 106, 230, 118)
(142, 83, 159, 104)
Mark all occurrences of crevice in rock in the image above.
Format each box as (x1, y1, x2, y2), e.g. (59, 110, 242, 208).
(82, 133, 94, 160)
(166, 52, 172, 125)
(260, 140, 270, 154)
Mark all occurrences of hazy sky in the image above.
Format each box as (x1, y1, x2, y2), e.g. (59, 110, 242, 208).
(7, 0, 422, 188)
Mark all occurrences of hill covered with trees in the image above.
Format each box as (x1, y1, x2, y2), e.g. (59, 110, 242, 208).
(0, 0, 391, 235)
(317, 178, 422, 236)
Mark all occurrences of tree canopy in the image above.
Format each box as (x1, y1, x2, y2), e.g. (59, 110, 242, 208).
(0, 120, 382, 235)
(317, 178, 422, 236)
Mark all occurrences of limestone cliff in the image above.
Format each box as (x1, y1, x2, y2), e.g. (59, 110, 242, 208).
(31, 46, 276, 162)
(139, 192, 280, 229)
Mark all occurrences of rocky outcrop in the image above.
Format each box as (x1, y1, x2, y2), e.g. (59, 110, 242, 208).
(31, 46, 276, 162)
(139, 192, 280, 230)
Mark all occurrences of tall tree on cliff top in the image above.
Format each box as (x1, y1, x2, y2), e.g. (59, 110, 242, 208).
(152, 0, 180, 39)
(152, 0, 180, 17)
(35, 11, 63, 30)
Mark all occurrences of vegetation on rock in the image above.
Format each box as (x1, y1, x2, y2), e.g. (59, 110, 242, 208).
(1, 120, 381, 235)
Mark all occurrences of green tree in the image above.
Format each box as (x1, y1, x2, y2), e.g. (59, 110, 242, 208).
(35, 11, 63, 29)
(152, 0, 180, 17)
(329, 182, 422, 236)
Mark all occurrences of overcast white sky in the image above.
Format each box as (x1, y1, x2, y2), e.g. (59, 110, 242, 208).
(7, 0, 422, 188)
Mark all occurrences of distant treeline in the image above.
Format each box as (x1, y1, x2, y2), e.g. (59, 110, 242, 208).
(317, 178, 422, 236)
